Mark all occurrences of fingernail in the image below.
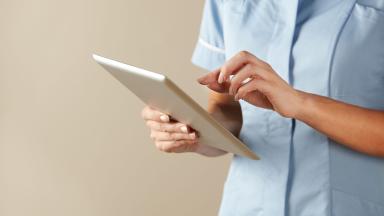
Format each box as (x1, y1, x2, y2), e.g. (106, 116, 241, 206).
(197, 77, 205, 84)
(218, 73, 223, 84)
(160, 115, 169, 122)
(180, 126, 188, 133)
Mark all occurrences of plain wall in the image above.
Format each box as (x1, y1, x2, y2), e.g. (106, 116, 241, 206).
(0, 0, 231, 215)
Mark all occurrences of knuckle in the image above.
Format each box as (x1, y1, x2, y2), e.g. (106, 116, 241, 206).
(263, 69, 273, 79)
(150, 132, 157, 140)
(238, 50, 249, 58)
(148, 121, 157, 130)
(159, 123, 167, 132)
(237, 87, 245, 95)
(175, 123, 185, 131)
(166, 124, 174, 132)
(173, 140, 183, 148)
(179, 134, 187, 140)
(250, 66, 260, 77)
(232, 80, 240, 88)
(163, 147, 173, 153)
(158, 123, 165, 132)
(261, 63, 272, 72)
(145, 121, 151, 127)
(155, 141, 161, 149)
(248, 63, 257, 71)
(157, 143, 165, 151)
(165, 132, 172, 140)
(263, 61, 272, 69)
(167, 141, 177, 152)
(179, 133, 186, 140)
(173, 140, 183, 147)
(170, 133, 178, 140)
(159, 146, 166, 152)
(185, 140, 194, 146)
(141, 107, 147, 119)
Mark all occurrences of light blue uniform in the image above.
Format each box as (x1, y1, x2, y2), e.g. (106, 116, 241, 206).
(191, 0, 384, 215)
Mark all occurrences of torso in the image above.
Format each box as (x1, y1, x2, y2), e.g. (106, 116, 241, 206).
(218, 0, 384, 215)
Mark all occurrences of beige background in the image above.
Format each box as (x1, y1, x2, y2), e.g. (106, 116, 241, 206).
(0, 0, 231, 215)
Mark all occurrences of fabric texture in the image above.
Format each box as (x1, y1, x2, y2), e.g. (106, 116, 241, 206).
(192, 0, 384, 215)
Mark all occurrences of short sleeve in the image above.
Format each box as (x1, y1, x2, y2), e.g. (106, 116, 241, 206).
(191, 0, 226, 71)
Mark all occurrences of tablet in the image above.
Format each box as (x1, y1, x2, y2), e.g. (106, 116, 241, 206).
(93, 54, 259, 160)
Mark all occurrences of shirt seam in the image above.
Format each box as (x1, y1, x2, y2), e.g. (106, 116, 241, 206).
(327, 1, 357, 215)
(198, 38, 226, 54)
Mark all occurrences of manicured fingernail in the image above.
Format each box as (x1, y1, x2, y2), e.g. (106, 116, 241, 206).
(197, 77, 205, 84)
(218, 73, 223, 84)
(181, 126, 188, 133)
(160, 115, 169, 122)
(189, 133, 196, 139)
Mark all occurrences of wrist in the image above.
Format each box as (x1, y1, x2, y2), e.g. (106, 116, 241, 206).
(292, 90, 314, 121)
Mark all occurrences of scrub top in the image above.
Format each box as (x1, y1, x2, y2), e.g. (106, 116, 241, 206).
(191, 0, 384, 215)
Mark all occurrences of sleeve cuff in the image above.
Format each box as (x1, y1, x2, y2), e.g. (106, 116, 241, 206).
(191, 38, 226, 71)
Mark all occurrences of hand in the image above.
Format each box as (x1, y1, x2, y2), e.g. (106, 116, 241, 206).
(197, 51, 304, 118)
(141, 106, 199, 153)
(141, 106, 228, 157)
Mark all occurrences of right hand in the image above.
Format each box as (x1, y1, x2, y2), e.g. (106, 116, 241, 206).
(141, 106, 200, 153)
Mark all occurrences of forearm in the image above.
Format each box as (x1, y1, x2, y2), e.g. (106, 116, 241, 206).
(197, 50, 384, 157)
(295, 91, 384, 157)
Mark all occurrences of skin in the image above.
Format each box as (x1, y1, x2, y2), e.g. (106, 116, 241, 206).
(141, 91, 239, 157)
(142, 51, 384, 158)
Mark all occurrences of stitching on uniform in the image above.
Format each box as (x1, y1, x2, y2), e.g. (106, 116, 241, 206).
(198, 38, 226, 54)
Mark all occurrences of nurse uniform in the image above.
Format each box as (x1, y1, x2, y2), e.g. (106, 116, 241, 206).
(192, 0, 384, 215)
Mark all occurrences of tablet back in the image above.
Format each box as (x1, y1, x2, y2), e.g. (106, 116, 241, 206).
(93, 54, 259, 160)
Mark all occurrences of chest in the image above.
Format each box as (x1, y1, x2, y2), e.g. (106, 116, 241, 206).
(221, 0, 384, 108)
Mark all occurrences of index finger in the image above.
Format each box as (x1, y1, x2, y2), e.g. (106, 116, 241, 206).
(146, 121, 192, 133)
(141, 106, 170, 122)
(218, 51, 257, 84)
(197, 68, 231, 93)
(197, 68, 220, 85)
